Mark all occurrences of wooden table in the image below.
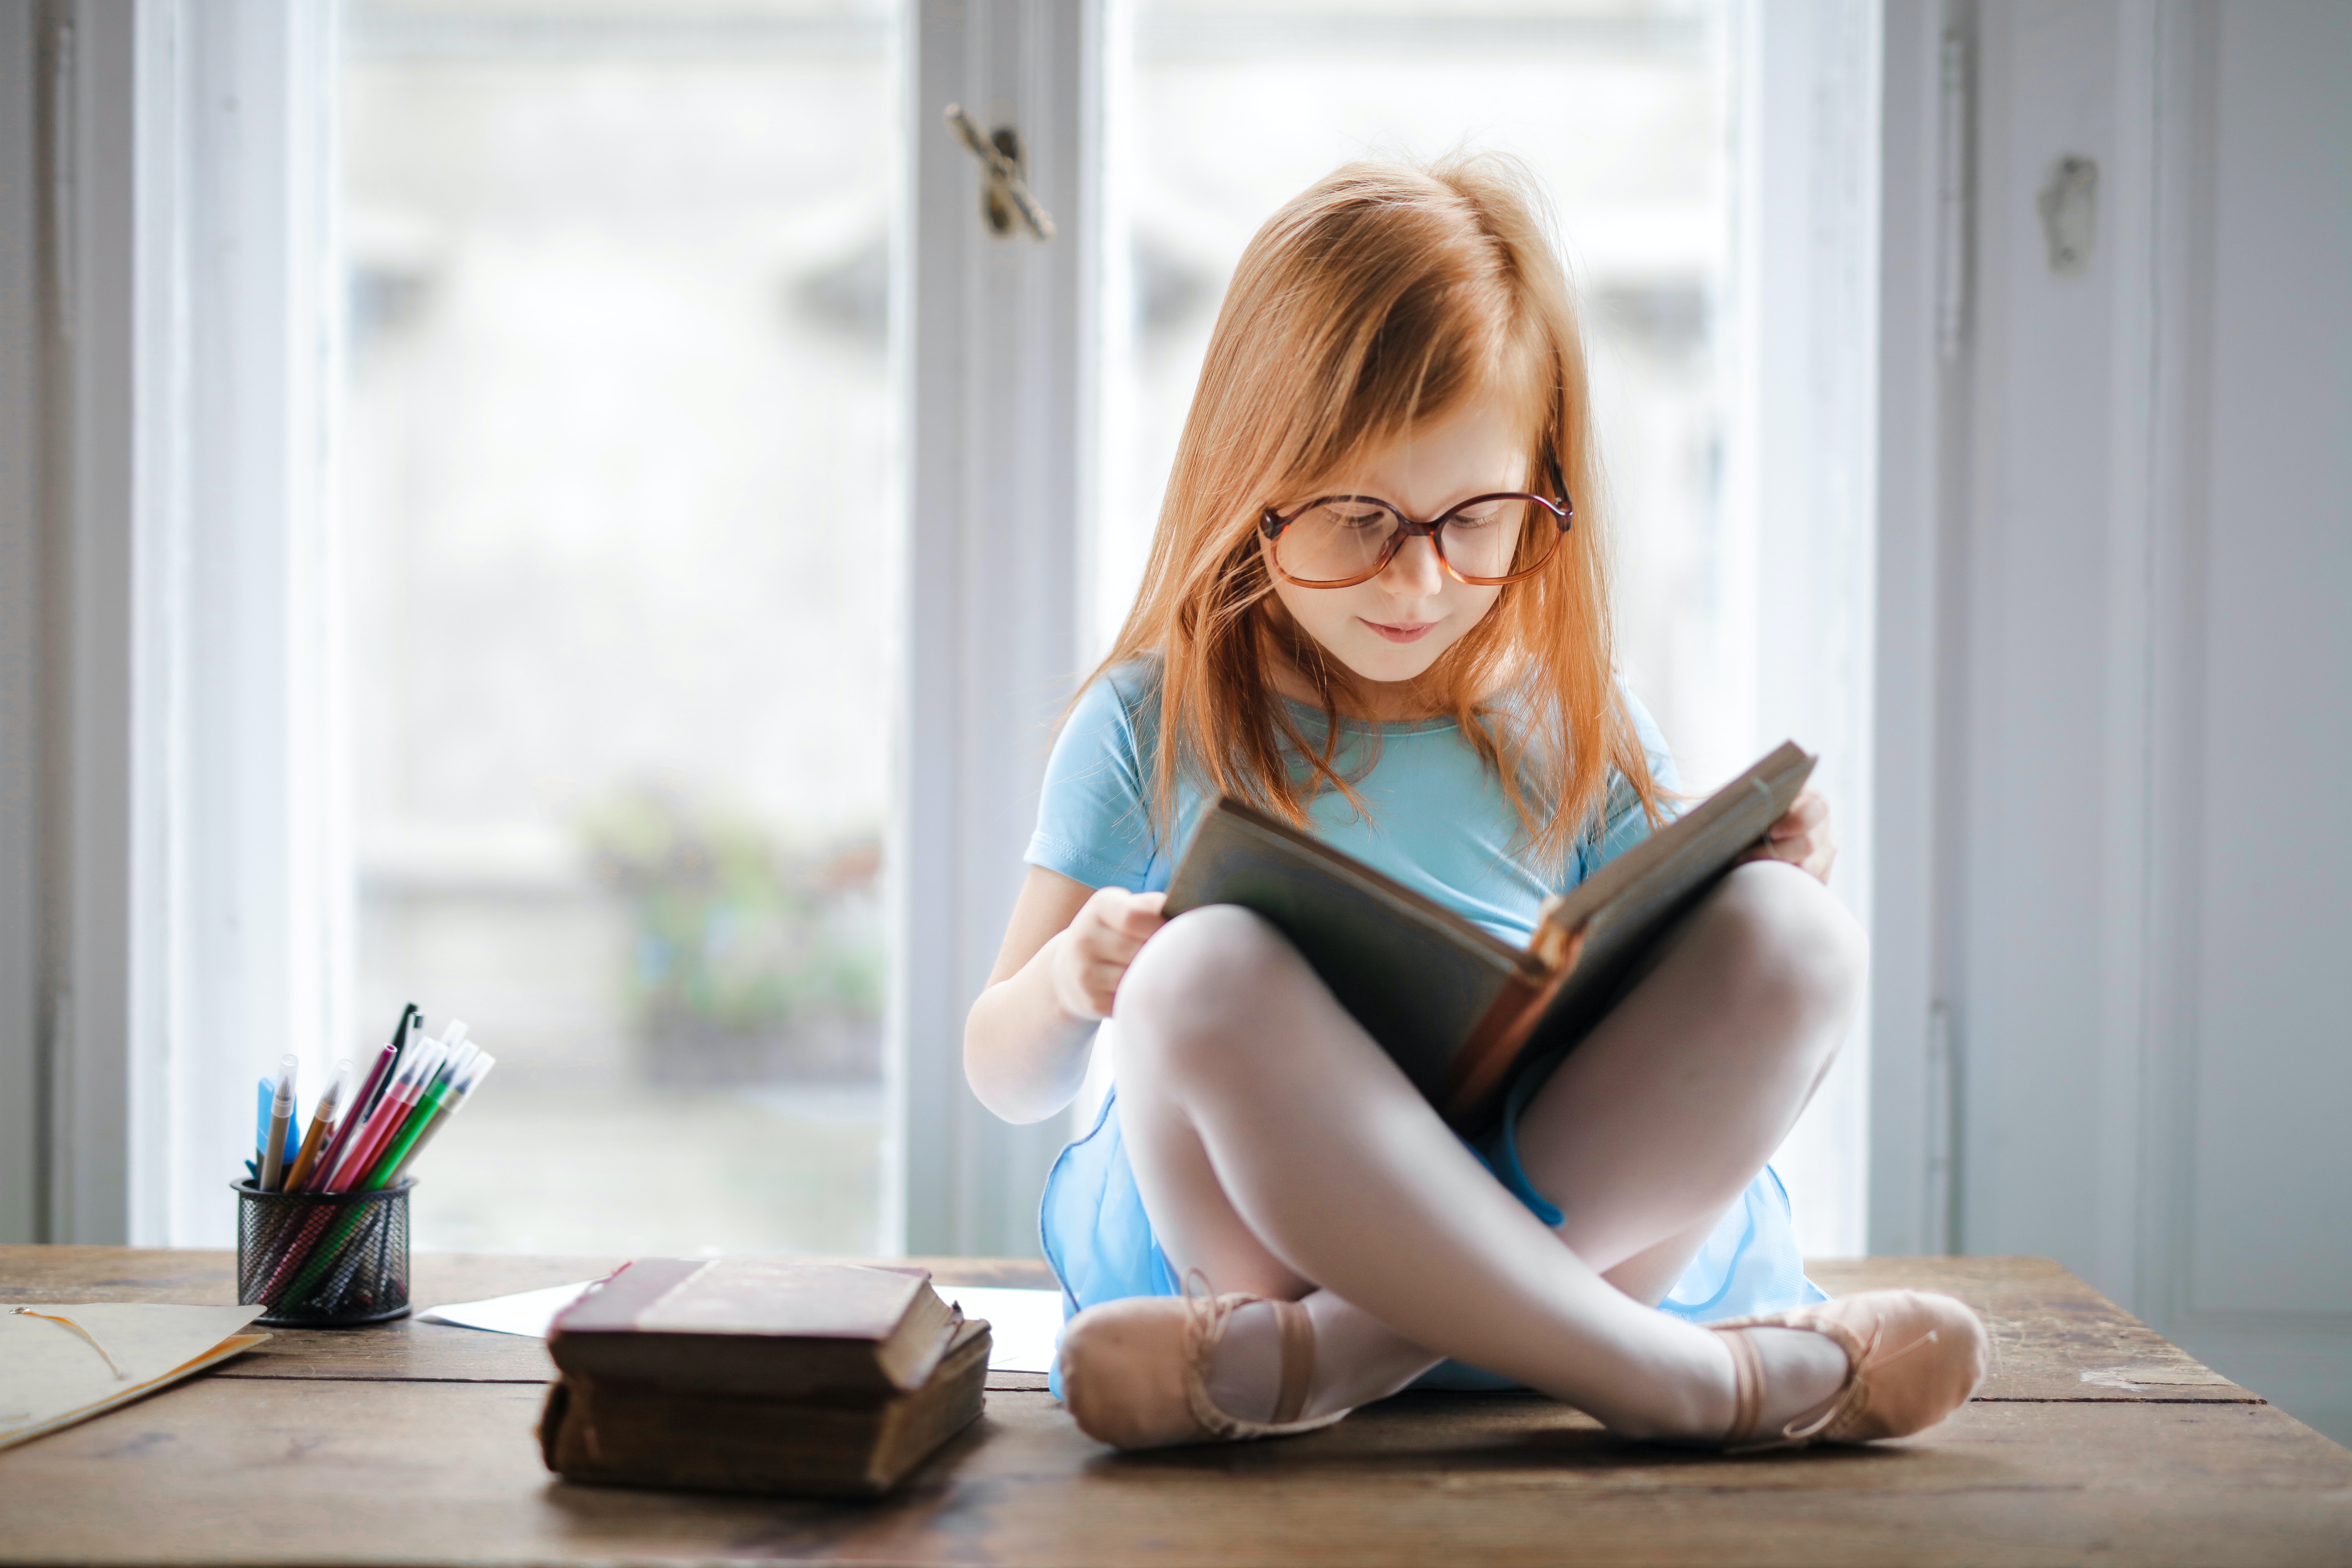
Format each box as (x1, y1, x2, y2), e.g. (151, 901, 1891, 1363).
(3, 1248, 2348, 1566)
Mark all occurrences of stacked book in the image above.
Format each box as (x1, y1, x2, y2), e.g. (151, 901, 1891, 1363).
(538, 1257, 989, 1498)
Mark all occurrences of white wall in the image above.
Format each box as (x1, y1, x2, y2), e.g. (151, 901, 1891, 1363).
(1876, 0, 2352, 1444)
(2158, 0, 2352, 1438)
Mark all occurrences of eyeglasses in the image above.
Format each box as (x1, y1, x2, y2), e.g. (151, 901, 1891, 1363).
(1257, 456, 1574, 589)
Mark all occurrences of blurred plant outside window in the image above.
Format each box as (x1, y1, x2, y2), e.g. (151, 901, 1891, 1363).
(1101, 0, 1747, 789)
(341, 0, 898, 1257)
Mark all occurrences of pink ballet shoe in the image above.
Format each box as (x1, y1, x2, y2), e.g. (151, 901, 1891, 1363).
(1057, 1274, 1350, 1450)
(1712, 1288, 1989, 1450)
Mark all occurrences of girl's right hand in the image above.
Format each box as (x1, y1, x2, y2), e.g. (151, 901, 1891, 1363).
(1051, 888, 1169, 1021)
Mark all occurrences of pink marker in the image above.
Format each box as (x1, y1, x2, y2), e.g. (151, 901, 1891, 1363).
(314, 1026, 408, 1184)
(324, 1039, 445, 1192)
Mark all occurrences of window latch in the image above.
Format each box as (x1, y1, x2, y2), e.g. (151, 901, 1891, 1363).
(2037, 155, 2098, 277)
(944, 105, 1054, 242)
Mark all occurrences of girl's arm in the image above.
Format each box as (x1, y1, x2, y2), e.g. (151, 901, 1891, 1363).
(964, 866, 1167, 1124)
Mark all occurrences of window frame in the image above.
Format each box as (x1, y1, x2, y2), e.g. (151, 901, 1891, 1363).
(894, 0, 1108, 1256)
(13, 0, 345, 1245)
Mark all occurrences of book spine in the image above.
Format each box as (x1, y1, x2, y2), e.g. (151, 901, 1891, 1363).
(1440, 960, 1575, 1132)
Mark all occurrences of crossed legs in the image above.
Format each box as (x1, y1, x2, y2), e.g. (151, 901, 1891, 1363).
(1106, 860, 1865, 1440)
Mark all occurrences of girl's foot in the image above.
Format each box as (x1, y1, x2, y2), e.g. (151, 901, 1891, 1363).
(1712, 1289, 1989, 1449)
(1057, 1277, 1352, 1450)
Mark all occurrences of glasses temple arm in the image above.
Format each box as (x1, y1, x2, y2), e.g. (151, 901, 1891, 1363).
(1546, 452, 1574, 520)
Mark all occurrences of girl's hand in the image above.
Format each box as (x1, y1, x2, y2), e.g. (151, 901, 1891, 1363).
(1051, 888, 1169, 1021)
(1740, 786, 1837, 886)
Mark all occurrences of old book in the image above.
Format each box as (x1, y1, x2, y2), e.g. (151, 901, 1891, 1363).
(548, 1257, 962, 1400)
(538, 1317, 991, 1498)
(1164, 740, 1817, 1134)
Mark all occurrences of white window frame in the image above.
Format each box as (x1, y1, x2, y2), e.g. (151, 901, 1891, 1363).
(1728, 0, 1884, 1261)
(1868, 0, 1957, 1259)
(0, 0, 39, 1243)
(13, 0, 343, 1246)
(894, 0, 1106, 1256)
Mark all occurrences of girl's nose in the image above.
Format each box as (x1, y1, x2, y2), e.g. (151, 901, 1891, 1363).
(1381, 533, 1446, 595)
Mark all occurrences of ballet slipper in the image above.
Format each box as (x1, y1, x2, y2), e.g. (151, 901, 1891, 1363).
(1711, 1288, 1989, 1451)
(1057, 1272, 1350, 1451)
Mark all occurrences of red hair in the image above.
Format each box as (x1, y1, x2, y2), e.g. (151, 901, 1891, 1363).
(1091, 154, 1660, 868)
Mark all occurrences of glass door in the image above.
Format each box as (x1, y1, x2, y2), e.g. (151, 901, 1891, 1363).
(339, 0, 899, 1256)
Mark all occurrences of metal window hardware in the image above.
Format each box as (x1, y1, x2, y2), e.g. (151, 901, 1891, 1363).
(944, 105, 1054, 241)
(2037, 155, 2098, 277)
(1936, 28, 1969, 361)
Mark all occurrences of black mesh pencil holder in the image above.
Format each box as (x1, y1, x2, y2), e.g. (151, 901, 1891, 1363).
(234, 1179, 414, 1327)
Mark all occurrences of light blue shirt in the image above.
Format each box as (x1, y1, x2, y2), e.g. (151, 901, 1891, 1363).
(1024, 662, 1680, 940)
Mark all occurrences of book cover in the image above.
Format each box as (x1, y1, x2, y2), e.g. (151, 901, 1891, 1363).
(538, 1319, 992, 1499)
(549, 1258, 963, 1400)
(1163, 741, 1816, 1133)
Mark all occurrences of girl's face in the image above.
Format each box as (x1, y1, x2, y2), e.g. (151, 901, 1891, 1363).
(1264, 386, 1530, 694)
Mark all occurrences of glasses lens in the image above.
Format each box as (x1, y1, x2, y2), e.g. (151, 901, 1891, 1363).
(1440, 497, 1541, 581)
(1276, 500, 1398, 584)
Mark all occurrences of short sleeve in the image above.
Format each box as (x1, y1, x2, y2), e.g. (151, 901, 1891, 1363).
(1025, 669, 1162, 892)
(1579, 683, 1682, 880)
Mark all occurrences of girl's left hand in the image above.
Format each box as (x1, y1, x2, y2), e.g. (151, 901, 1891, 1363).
(1740, 786, 1837, 885)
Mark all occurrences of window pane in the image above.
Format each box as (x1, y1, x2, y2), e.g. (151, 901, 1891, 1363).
(341, 0, 898, 1256)
(1102, 0, 1745, 785)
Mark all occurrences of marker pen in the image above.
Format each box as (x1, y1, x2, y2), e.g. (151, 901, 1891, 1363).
(260, 1056, 299, 1192)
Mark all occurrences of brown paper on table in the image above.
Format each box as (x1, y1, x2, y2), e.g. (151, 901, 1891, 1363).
(0, 1302, 269, 1451)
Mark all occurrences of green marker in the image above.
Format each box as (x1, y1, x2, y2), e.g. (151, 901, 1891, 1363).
(364, 1060, 462, 1188)
(379, 1053, 495, 1187)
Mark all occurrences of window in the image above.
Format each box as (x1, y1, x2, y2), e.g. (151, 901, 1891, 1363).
(340, 0, 899, 1255)
(24, 0, 1873, 1260)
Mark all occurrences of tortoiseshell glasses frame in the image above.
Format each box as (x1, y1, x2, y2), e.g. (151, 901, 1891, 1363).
(1257, 453, 1576, 589)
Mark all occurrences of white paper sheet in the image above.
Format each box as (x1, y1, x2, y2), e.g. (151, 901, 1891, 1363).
(416, 1280, 599, 1337)
(417, 1279, 1066, 1374)
(938, 1286, 1063, 1375)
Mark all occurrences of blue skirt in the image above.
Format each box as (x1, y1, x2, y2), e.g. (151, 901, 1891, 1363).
(1038, 1084, 1825, 1396)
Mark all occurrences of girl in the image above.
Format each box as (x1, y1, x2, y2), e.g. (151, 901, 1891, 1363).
(965, 157, 1985, 1452)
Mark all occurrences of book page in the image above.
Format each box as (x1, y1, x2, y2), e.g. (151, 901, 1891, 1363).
(0, 1303, 267, 1451)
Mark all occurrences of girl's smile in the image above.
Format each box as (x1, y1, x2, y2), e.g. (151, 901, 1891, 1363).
(1361, 618, 1437, 644)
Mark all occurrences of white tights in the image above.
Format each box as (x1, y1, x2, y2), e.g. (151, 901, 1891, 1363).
(1109, 860, 1866, 1442)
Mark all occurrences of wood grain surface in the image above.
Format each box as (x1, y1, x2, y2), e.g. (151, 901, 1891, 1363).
(1806, 1256, 2251, 1403)
(3, 1247, 2347, 1567)
(0, 1247, 1058, 1389)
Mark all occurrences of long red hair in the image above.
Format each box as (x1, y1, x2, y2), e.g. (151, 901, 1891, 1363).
(1091, 154, 1660, 869)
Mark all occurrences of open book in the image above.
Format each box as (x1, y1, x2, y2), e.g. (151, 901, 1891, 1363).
(1163, 741, 1817, 1134)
